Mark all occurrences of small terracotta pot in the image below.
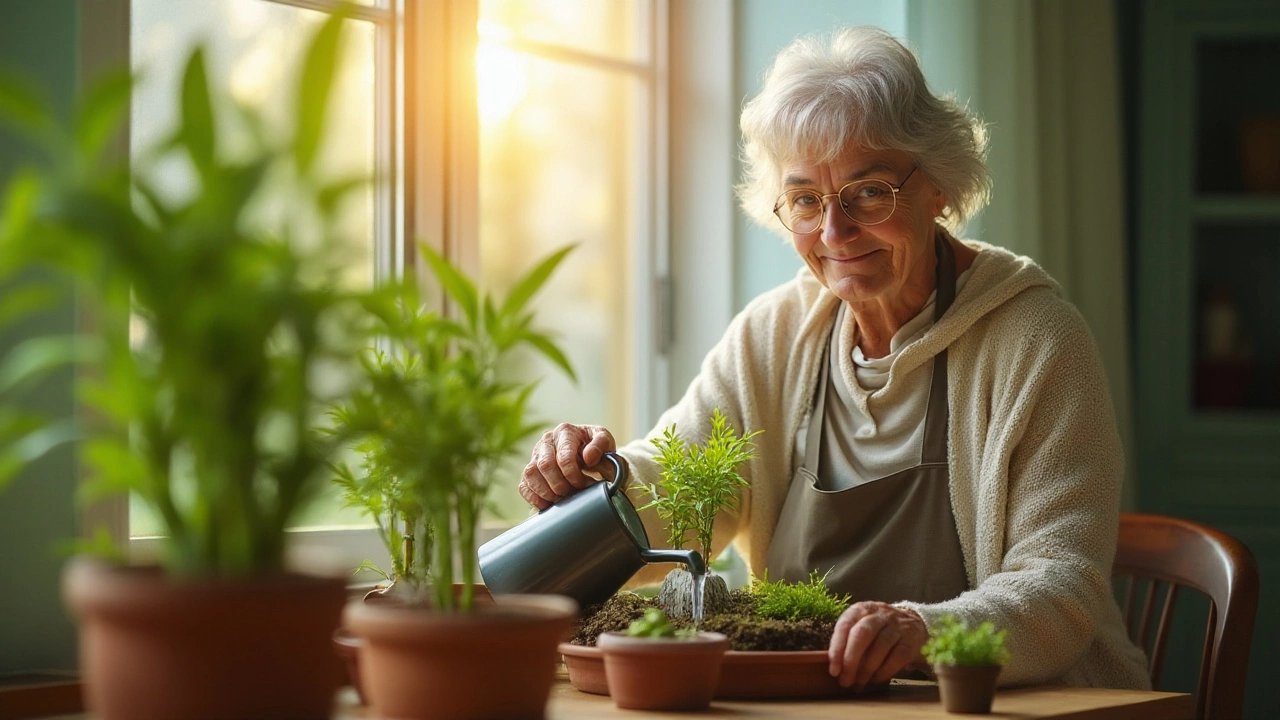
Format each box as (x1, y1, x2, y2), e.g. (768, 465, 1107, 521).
(346, 593, 576, 720)
(62, 556, 347, 720)
(559, 642, 608, 695)
(933, 663, 1002, 714)
(597, 631, 729, 711)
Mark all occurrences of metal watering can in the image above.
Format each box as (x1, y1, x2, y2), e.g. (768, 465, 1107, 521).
(478, 452, 704, 608)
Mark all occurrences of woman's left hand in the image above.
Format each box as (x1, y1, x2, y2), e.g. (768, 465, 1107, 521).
(827, 601, 929, 688)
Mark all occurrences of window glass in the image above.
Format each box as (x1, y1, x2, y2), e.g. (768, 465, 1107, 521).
(479, 0, 642, 62)
(478, 1, 645, 523)
(129, 0, 377, 535)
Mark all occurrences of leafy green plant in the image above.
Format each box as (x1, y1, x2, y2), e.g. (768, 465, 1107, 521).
(626, 607, 696, 639)
(752, 570, 850, 622)
(922, 615, 1010, 667)
(0, 11, 366, 576)
(641, 408, 761, 563)
(326, 243, 575, 611)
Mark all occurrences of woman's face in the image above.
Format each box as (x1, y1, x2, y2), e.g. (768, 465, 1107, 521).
(780, 148, 944, 309)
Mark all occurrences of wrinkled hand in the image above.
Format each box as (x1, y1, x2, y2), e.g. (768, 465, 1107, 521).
(828, 601, 928, 688)
(517, 423, 620, 511)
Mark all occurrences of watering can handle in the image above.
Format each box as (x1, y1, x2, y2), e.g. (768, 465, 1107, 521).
(602, 451, 628, 495)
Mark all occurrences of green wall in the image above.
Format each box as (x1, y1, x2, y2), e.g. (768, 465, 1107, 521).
(0, 0, 82, 674)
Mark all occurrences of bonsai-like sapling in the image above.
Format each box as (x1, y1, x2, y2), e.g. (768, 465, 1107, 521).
(642, 408, 761, 618)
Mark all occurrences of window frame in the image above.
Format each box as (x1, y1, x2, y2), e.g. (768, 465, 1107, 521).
(85, 0, 736, 574)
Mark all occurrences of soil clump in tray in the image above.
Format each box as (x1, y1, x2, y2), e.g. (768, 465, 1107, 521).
(569, 589, 834, 651)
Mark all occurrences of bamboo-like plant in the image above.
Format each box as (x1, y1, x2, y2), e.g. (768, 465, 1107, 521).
(0, 11, 365, 576)
(327, 243, 576, 611)
(642, 408, 761, 564)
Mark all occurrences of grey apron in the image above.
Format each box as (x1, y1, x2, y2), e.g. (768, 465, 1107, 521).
(766, 232, 969, 604)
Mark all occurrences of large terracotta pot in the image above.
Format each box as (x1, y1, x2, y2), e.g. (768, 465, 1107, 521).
(62, 556, 347, 720)
(346, 593, 576, 720)
(596, 631, 729, 711)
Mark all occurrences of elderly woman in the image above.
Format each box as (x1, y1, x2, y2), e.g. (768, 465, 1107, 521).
(517, 26, 1150, 691)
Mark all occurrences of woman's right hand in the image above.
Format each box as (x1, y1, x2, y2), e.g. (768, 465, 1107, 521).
(518, 423, 621, 510)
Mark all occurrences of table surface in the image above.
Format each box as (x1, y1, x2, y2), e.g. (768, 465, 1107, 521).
(42, 674, 1194, 720)
(536, 677, 1194, 720)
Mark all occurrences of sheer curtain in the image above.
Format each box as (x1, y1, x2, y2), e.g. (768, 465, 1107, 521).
(909, 0, 1136, 506)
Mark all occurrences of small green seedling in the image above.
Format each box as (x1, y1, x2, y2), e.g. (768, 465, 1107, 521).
(922, 615, 1010, 667)
(626, 608, 697, 639)
(752, 570, 851, 623)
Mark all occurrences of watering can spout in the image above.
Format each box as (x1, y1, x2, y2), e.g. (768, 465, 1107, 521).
(640, 548, 705, 576)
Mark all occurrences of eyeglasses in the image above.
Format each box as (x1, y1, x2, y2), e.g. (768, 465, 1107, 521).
(772, 166, 918, 234)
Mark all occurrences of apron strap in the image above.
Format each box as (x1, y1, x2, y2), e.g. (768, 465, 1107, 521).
(921, 230, 957, 465)
(804, 320, 833, 473)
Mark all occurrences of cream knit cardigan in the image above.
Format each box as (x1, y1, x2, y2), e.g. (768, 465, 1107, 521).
(617, 239, 1151, 690)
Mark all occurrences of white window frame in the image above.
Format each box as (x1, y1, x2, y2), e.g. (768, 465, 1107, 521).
(82, 0, 737, 575)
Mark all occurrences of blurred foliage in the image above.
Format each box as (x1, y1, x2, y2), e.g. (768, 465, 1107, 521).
(922, 614, 1011, 667)
(0, 8, 373, 577)
(325, 242, 576, 611)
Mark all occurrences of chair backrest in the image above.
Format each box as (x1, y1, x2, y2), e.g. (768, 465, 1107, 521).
(1112, 513, 1260, 720)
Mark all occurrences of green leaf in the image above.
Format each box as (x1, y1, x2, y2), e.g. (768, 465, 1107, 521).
(0, 72, 59, 154)
(0, 335, 100, 395)
(74, 70, 133, 165)
(500, 243, 576, 318)
(317, 174, 371, 215)
(418, 242, 478, 329)
(0, 418, 78, 491)
(180, 47, 216, 171)
(0, 283, 58, 331)
(294, 9, 347, 176)
(56, 526, 126, 564)
(515, 330, 576, 382)
(0, 167, 42, 253)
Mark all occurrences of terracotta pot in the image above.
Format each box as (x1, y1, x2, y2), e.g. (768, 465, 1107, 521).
(334, 583, 494, 705)
(558, 642, 608, 695)
(346, 593, 576, 720)
(62, 556, 347, 720)
(559, 644, 885, 699)
(934, 663, 1002, 714)
(596, 631, 729, 711)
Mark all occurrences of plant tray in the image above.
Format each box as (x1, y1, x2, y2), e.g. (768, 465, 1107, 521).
(559, 643, 888, 700)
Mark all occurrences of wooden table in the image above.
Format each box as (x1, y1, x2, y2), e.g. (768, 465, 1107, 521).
(40, 675, 1193, 720)
(540, 677, 1193, 720)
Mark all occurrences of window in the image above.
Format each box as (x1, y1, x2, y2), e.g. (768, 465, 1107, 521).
(127, 0, 395, 546)
(474, 0, 661, 524)
(113, 0, 692, 572)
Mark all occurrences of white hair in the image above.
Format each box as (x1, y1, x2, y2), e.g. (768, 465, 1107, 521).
(738, 26, 991, 235)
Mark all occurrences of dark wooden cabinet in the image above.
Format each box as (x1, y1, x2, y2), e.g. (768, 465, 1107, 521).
(1130, 2, 1280, 717)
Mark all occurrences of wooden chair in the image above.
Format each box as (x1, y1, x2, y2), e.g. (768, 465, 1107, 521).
(1112, 513, 1260, 720)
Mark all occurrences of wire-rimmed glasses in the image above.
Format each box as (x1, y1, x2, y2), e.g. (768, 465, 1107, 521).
(773, 166, 918, 234)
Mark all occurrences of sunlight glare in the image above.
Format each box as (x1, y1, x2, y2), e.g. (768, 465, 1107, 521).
(476, 41, 529, 127)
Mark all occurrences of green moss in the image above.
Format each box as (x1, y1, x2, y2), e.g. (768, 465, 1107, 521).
(752, 570, 850, 623)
